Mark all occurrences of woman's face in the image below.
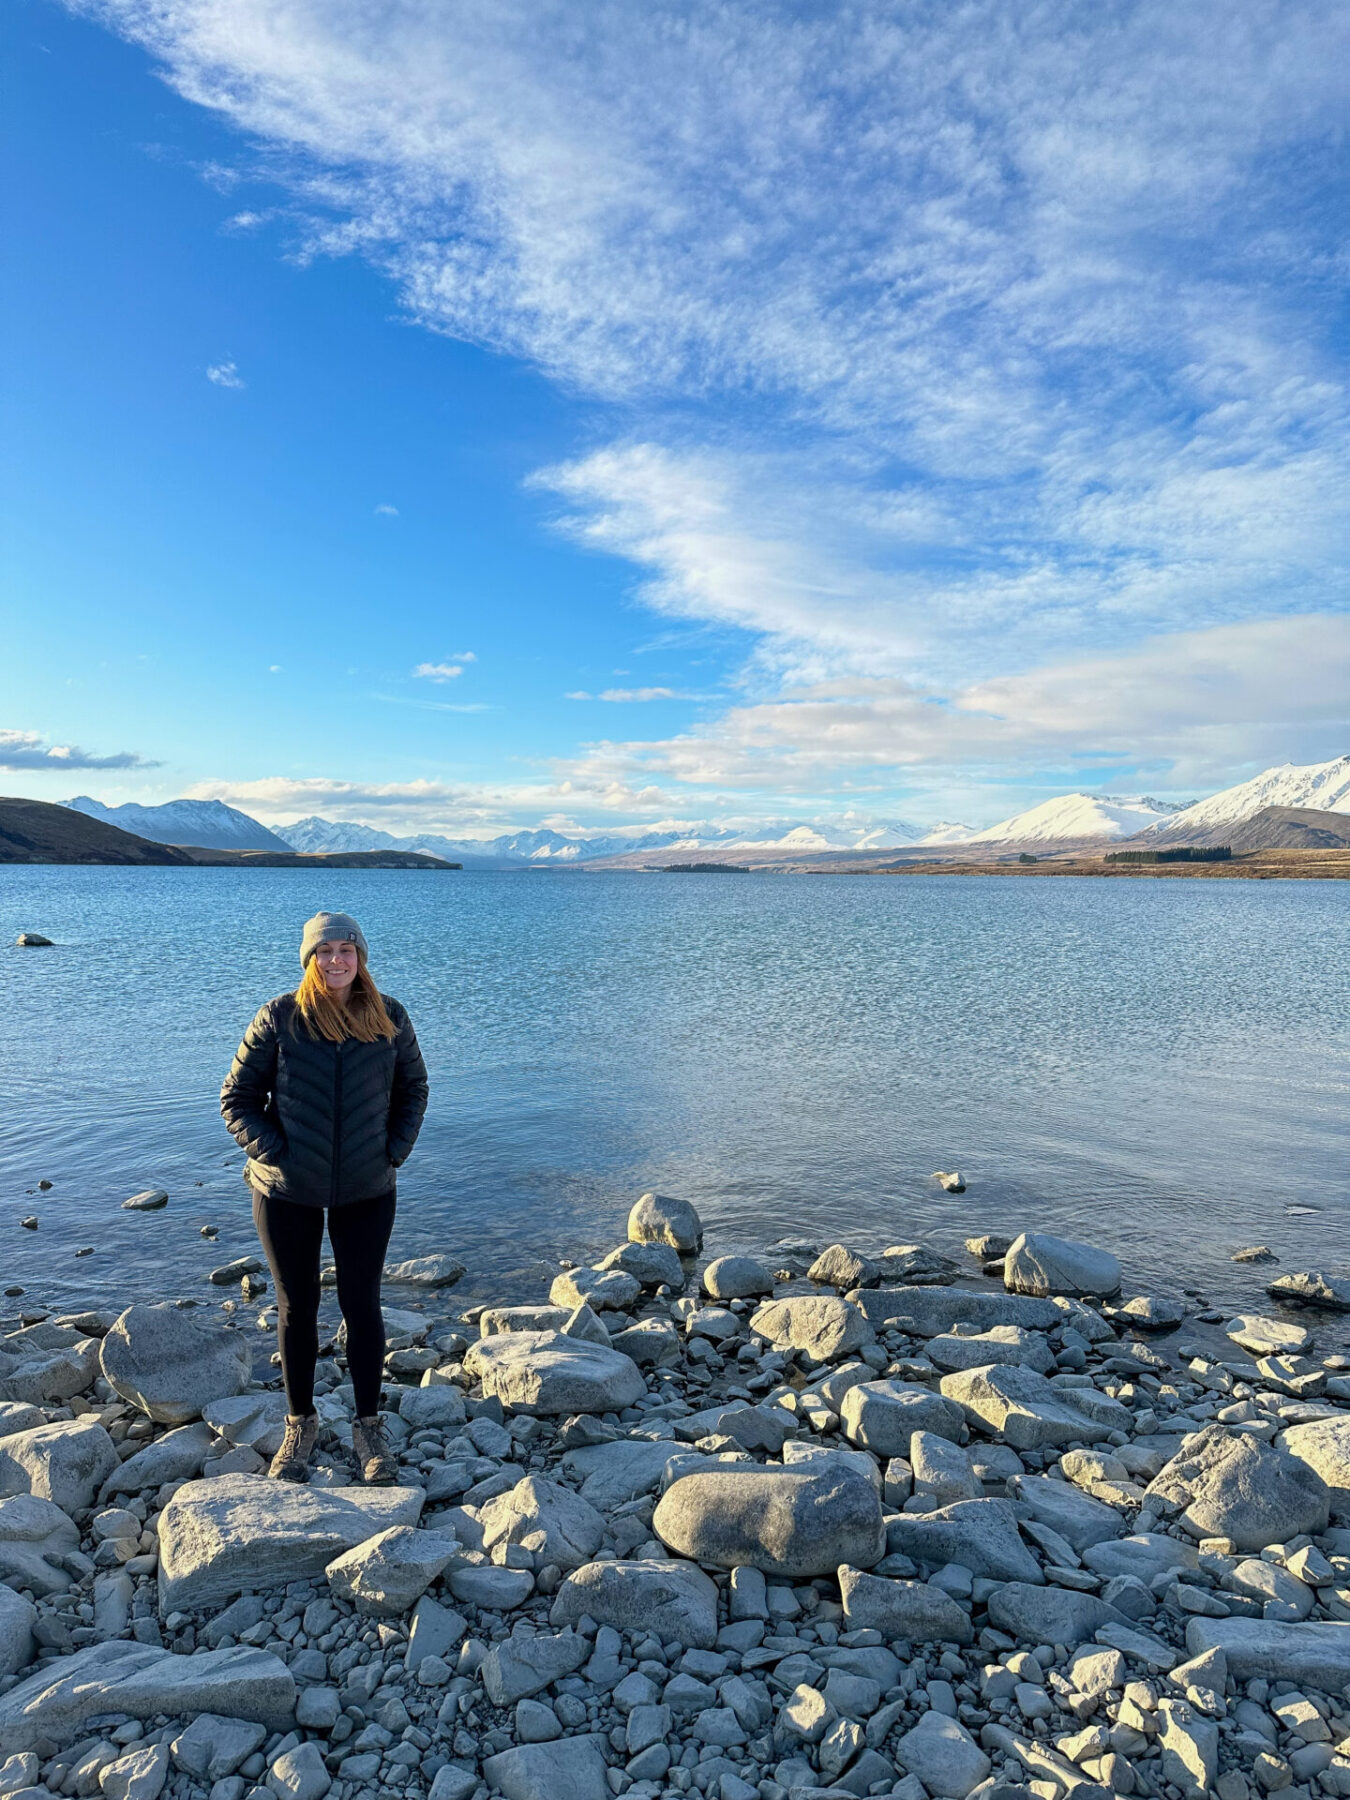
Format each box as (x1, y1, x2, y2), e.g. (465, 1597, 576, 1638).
(315, 939, 359, 992)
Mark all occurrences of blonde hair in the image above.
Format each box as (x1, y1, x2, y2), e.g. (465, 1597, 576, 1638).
(293, 948, 397, 1044)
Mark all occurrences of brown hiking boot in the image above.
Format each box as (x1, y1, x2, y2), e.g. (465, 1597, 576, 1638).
(268, 1413, 318, 1482)
(351, 1414, 398, 1485)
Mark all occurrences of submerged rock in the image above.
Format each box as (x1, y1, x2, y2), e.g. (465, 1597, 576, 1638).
(1003, 1232, 1121, 1299)
(121, 1190, 168, 1211)
(628, 1192, 702, 1253)
(1267, 1270, 1350, 1311)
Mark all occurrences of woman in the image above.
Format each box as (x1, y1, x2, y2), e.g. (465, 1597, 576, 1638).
(221, 910, 429, 1484)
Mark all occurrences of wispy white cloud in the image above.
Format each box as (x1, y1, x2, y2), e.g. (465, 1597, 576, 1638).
(75, 0, 1350, 803)
(568, 685, 688, 702)
(205, 360, 244, 389)
(373, 502, 399, 517)
(0, 728, 158, 771)
(411, 661, 464, 682)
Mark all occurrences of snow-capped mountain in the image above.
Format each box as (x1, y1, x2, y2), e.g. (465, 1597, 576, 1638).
(276, 815, 925, 862)
(63, 795, 292, 852)
(916, 821, 979, 845)
(960, 793, 1188, 846)
(1141, 754, 1350, 842)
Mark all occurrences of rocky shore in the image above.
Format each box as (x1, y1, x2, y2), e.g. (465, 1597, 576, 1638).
(5, 1201, 1350, 1800)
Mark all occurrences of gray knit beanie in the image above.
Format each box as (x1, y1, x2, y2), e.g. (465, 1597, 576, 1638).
(300, 911, 369, 969)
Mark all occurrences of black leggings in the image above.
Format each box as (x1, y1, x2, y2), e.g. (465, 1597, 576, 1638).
(252, 1189, 396, 1418)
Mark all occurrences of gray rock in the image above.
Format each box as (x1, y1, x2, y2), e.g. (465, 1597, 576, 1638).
(0, 1401, 44, 1436)
(849, 1287, 1062, 1336)
(99, 1741, 170, 1800)
(208, 1256, 263, 1285)
(100, 1304, 251, 1424)
(1003, 1233, 1121, 1299)
(0, 1417, 118, 1512)
(925, 1326, 1054, 1376)
(549, 1559, 719, 1648)
(909, 1432, 982, 1506)
(1109, 1294, 1185, 1331)
(1225, 1313, 1311, 1356)
(938, 1364, 1114, 1450)
(0, 1582, 36, 1679)
(157, 1474, 423, 1612)
(483, 1734, 611, 1800)
(887, 1499, 1044, 1584)
(405, 1595, 468, 1672)
(478, 1304, 609, 1345)
(477, 1476, 605, 1571)
(325, 1525, 457, 1616)
(837, 1565, 973, 1644)
(1081, 1533, 1200, 1584)
(463, 1330, 646, 1414)
(170, 1713, 267, 1780)
(0, 1492, 80, 1596)
(600, 1242, 685, 1289)
(839, 1380, 964, 1454)
(549, 1267, 642, 1312)
(654, 1465, 885, 1578)
(0, 1339, 101, 1406)
(203, 1393, 290, 1459)
(677, 1402, 795, 1453)
(985, 1582, 1124, 1646)
(608, 1319, 681, 1367)
(445, 1564, 534, 1609)
(702, 1256, 776, 1300)
(122, 1191, 168, 1212)
(562, 1439, 701, 1511)
(429, 1772, 479, 1800)
(894, 1710, 990, 1797)
(515, 1697, 562, 1742)
(1279, 1415, 1350, 1519)
(0, 1640, 295, 1751)
(808, 1245, 879, 1290)
(1267, 1270, 1350, 1311)
(628, 1192, 702, 1253)
(876, 1245, 962, 1286)
(15, 932, 54, 946)
(1184, 1616, 1350, 1691)
(480, 1631, 590, 1705)
(397, 1384, 467, 1430)
(385, 1254, 466, 1287)
(1009, 1474, 1125, 1552)
(749, 1296, 874, 1362)
(99, 1422, 213, 1499)
(265, 1741, 330, 1800)
(781, 1441, 883, 1490)
(93, 1570, 133, 1637)
(1145, 1424, 1329, 1551)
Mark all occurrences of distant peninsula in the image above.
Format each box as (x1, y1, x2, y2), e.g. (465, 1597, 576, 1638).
(0, 797, 458, 869)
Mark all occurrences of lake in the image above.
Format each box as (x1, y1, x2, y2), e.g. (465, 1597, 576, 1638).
(1, 865, 1347, 1319)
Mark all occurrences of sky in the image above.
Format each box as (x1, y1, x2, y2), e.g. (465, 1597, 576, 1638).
(3, 0, 1348, 839)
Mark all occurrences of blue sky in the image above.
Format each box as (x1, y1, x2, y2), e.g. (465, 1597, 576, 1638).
(3, 0, 1348, 837)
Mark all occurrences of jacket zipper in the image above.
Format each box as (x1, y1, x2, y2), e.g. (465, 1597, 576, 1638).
(330, 1045, 343, 1206)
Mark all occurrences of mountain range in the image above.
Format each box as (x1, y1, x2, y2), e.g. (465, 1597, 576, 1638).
(57, 752, 1350, 862)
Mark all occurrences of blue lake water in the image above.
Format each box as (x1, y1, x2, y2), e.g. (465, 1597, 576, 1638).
(1, 865, 1347, 1319)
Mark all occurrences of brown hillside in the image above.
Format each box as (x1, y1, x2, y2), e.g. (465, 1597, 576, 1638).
(0, 797, 193, 864)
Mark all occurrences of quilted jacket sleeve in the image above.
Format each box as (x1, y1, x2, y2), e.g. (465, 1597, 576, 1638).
(386, 1001, 429, 1168)
(220, 1002, 288, 1165)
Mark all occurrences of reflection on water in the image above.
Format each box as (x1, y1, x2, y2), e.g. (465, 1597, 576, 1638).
(1, 865, 1347, 1316)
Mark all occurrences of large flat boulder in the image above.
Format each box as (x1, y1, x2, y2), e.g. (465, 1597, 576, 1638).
(483, 1734, 611, 1800)
(478, 1305, 610, 1347)
(748, 1296, 873, 1361)
(1145, 1425, 1329, 1552)
(985, 1582, 1125, 1646)
(654, 1465, 885, 1577)
(837, 1565, 973, 1644)
(463, 1331, 645, 1415)
(0, 1338, 101, 1406)
(549, 1267, 642, 1313)
(838, 1380, 964, 1454)
(886, 1499, 1044, 1584)
(925, 1326, 1054, 1376)
(1003, 1233, 1121, 1299)
(1082, 1533, 1200, 1583)
(550, 1559, 719, 1648)
(99, 1422, 213, 1500)
(100, 1305, 252, 1424)
(939, 1364, 1115, 1450)
(1185, 1617, 1350, 1691)
(0, 1640, 295, 1751)
(157, 1475, 423, 1614)
(561, 1439, 702, 1511)
(1009, 1473, 1126, 1552)
(849, 1287, 1062, 1336)
(480, 1631, 590, 1705)
(0, 1417, 119, 1512)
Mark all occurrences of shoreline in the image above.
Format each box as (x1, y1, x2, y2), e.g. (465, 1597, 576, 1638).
(868, 847, 1350, 880)
(5, 1200, 1350, 1800)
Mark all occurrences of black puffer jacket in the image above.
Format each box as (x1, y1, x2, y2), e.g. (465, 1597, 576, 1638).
(220, 993, 429, 1208)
